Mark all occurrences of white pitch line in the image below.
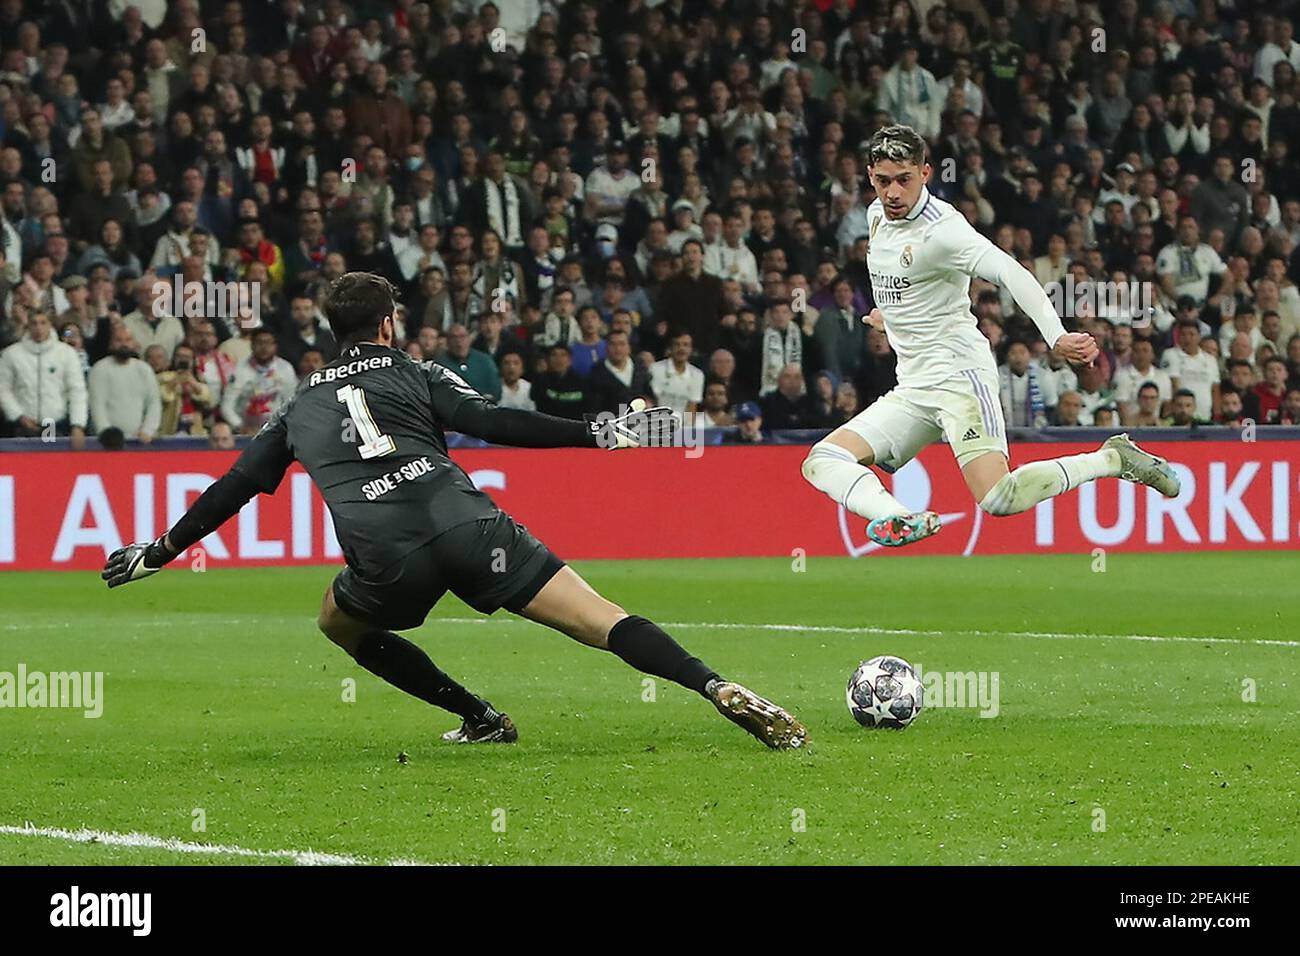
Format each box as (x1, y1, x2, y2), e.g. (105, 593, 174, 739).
(425, 616, 1299, 649)
(6, 615, 1296, 649)
(654, 620, 1300, 649)
(0, 824, 435, 866)
(412, 616, 1296, 649)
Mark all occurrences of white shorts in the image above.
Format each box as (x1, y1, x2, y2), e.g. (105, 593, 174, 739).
(839, 368, 1009, 471)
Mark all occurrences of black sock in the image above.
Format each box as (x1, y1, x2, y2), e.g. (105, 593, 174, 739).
(351, 631, 489, 721)
(606, 616, 719, 699)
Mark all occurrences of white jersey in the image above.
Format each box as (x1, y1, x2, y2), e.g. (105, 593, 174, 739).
(1160, 345, 1219, 419)
(866, 187, 1003, 387)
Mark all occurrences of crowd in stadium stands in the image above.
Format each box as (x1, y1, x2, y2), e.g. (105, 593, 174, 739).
(1, 0, 1300, 450)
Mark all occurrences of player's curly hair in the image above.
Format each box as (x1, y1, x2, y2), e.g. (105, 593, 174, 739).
(322, 272, 399, 346)
(866, 125, 928, 168)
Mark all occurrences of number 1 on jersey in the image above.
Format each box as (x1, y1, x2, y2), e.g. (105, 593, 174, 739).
(336, 384, 396, 459)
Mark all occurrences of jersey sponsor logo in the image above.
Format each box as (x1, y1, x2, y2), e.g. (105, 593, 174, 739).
(869, 271, 911, 290)
(308, 355, 394, 387)
(359, 456, 436, 501)
(869, 270, 911, 306)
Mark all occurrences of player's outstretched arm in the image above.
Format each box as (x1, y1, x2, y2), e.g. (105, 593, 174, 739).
(934, 214, 1099, 366)
(101, 470, 264, 587)
(971, 246, 1065, 344)
(102, 417, 293, 588)
(449, 396, 676, 449)
(972, 247, 1099, 365)
(428, 363, 676, 449)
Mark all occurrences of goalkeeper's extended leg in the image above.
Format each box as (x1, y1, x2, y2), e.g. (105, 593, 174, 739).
(317, 586, 517, 743)
(517, 567, 806, 750)
(965, 433, 1180, 516)
(801, 432, 941, 548)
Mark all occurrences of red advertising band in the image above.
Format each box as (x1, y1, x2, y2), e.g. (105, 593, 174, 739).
(0, 441, 1296, 569)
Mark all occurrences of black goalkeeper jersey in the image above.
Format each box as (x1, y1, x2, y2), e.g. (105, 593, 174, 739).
(230, 342, 502, 575)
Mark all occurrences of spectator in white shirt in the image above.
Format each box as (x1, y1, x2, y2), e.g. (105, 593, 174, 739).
(1217, 306, 1265, 358)
(667, 199, 704, 253)
(759, 40, 798, 91)
(97, 76, 135, 131)
(398, 222, 446, 285)
(1113, 336, 1173, 421)
(879, 43, 941, 140)
(0, 310, 88, 445)
(584, 141, 640, 227)
(5, 255, 69, 318)
(650, 332, 705, 415)
(88, 324, 162, 441)
(1160, 319, 1220, 420)
(759, 299, 803, 396)
(1156, 216, 1227, 306)
(497, 352, 535, 410)
(1255, 18, 1300, 86)
(1036, 349, 1078, 413)
(1074, 362, 1111, 426)
(935, 55, 985, 118)
(1, 209, 21, 285)
(149, 204, 219, 271)
(220, 328, 298, 433)
(698, 379, 735, 428)
(123, 276, 185, 361)
(704, 210, 760, 294)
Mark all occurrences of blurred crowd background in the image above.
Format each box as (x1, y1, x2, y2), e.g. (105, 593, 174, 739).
(1, 0, 1299, 450)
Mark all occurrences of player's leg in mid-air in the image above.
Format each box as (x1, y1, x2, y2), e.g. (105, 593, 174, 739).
(932, 367, 1181, 514)
(800, 388, 944, 547)
(803, 369, 1181, 543)
(515, 564, 806, 749)
(960, 432, 1180, 516)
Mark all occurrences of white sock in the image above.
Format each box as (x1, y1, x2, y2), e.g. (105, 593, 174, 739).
(979, 450, 1121, 516)
(801, 441, 907, 520)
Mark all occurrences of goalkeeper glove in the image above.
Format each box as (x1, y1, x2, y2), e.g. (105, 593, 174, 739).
(587, 398, 679, 449)
(102, 536, 178, 589)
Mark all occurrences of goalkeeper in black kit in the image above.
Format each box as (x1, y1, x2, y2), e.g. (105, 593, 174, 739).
(102, 272, 806, 750)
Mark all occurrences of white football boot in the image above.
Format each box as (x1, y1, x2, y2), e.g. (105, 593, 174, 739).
(1104, 433, 1180, 497)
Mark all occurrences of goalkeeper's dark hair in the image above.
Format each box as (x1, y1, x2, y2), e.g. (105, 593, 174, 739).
(866, 125, 928, 168)
(322, 271, 399, 346)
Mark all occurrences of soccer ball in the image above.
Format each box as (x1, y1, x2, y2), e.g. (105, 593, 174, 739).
(846, 655, 923, 729)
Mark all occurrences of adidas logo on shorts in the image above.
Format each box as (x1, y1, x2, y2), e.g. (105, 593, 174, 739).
(962, 427, 980, 441)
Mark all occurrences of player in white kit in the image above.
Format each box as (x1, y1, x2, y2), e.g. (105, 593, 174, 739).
(801, 125, 1179, 547)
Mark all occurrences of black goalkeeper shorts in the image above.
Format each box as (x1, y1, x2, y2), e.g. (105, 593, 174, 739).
(331, 511, 565, 631)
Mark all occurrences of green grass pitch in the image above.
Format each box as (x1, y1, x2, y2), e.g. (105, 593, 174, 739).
(1, 553, 1297, 865)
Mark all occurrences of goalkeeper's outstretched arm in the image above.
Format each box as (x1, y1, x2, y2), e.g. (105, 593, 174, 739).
(101, 469, 267, 586)
(449, 397, 674, 450)
(449, 399, 601, 448)
(427, 361, 673, 449)
(102, 417, 294, 588)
